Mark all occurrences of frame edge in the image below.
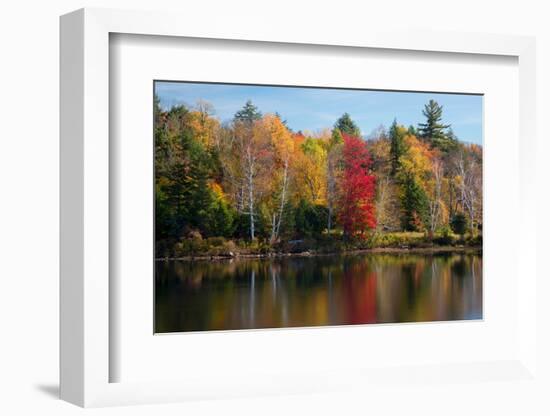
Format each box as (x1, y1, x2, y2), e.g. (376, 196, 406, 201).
(60, 8, 85, 407)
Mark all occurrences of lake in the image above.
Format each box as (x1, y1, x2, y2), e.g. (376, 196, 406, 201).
(155, 252, 482, 333)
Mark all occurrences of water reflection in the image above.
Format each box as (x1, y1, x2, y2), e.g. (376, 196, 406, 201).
(155, 252, 482, 333)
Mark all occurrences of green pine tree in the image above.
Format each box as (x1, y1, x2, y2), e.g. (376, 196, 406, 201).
(389, 119, 407, 176)
(407, 125, 418, 136)
(234, 100, 262, 124)
(330, 128, 343, 147)
(418, 99, 455, 151)
(204, 198, 236, 238)
(334, 113, 361, 137)
(400, 174, 429, 231)
(450, 212, 467, 236)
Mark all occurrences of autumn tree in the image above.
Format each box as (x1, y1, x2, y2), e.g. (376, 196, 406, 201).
(187, 100, 220, 148)
(397, 134, 433, 231)
(240, 120, 271, 240)
(294, 135, 327, 204)
(154, 94, 482, 255)
(367, 130, 401, 231)
(219, 102, 272, 241)
(154, 103, 230, 253)
(326, 128, 343, 233)
(255, 114, 295, 243)
(338, 134, 376, 238)
(453, 145, 482, 236)
(426, 157, 446, 237)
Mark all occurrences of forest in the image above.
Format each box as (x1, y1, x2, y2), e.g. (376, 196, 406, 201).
(154, 95, 482, 259)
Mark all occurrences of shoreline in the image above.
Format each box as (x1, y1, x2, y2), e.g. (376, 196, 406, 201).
(155, 245, 482, 262)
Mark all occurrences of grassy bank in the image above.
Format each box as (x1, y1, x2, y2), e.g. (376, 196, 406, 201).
(156, 231, 482, 260)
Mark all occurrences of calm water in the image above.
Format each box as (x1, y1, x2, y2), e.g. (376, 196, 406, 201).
(155, 252, 482, 333)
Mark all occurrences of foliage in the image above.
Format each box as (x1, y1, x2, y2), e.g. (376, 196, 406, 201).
(400, 173, 429, 231)
(203, 197, 236, 238)
(338, 134, 377, 238)
(389, 119, 408, 176)
(233, 99, 262, 124)
(154, 103, 222, 247)
(450, 212, 468, 236)
(154, 95, 482, 256)
(367, 232, 427, 248)
(334, 113, 361, 137)
(433, 225, 455, 245)
(294, 199, 328, 237)
(418, 99, 456, 151)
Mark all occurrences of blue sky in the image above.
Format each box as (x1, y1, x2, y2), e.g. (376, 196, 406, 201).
(155, 81, 483, 145)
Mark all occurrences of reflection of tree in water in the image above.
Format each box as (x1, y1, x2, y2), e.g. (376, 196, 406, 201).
(450, 255, 468, 278)
(154, 252, 482, 332)
(341, 257, 377, 324)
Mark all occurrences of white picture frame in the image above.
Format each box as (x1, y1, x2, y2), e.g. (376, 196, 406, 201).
(60, 7, 537, 407)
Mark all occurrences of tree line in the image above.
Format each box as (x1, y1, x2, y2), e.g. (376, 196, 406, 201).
(155, 96, 482, 257)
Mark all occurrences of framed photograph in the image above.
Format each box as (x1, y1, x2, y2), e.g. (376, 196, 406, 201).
(152, 80, 483, 334)
(60, 8, 538, 407)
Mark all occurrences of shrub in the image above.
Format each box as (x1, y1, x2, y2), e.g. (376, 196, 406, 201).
(367, 232, 426, 248)
(206, 236, 226, 247)
(223, 240, 237, 254)
(173, 231, 207, 257)
(433, 225, 454, 245)
(465, 234, 482, 247)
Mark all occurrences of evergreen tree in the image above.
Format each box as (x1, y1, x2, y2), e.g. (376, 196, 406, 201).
(234, 99, 262, 124)
(204, 199, 236, 238)
(446, 127, 458, 141)
(335, 113, 361, 137)
(400, 174, 429, 231)
(294, 200, 327, 237)
(418, 99, 454, 150)
(407, 125, 418, 136)
(155, 104, 221, 243)
(450, 212, 467, 236)
(330, 128, 344, 146)
(174, 131, 218, 234)
(389, 119, 407, 176)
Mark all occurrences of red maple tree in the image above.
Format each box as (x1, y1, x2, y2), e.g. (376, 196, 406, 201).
(338, 133, 376, 238)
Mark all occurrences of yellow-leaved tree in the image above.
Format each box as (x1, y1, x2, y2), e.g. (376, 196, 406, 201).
(254, 114, 296, 242)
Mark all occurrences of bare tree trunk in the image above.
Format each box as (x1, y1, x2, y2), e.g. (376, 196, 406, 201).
(449, 180, 454, 218)
(376, 176, 391, 231)
(470, 209, 475, 236)
(428, 160, 443, 237)
(268, 157, 290, 244)
(274, 158, 289, 239)
(466, 189, 476, 236)
(454, 152, 480, 238)
(246, 146, 255, 240)
(270, 214, 277, 243)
